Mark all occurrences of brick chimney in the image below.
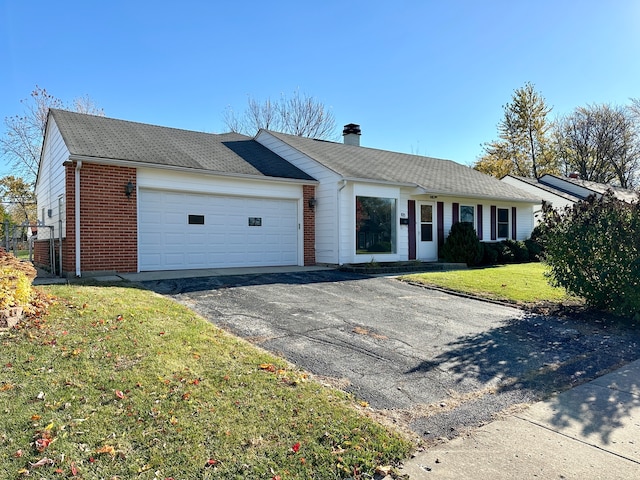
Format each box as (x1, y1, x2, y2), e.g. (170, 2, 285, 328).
(343, 123, 361, 146)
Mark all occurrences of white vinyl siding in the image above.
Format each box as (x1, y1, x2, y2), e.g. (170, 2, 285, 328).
(256, 131, 341, 264)
(35, 118, 68, 240)
(434, 196, 535, 243)
(501, 175, 573, 223)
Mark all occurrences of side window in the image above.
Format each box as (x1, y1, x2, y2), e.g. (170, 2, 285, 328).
(459, 205, 475, 225)
(497, 208, 509, 238)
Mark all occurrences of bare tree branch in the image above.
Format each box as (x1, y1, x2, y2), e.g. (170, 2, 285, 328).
(222, 90, 337, 140)
(1, 86, 104, 184)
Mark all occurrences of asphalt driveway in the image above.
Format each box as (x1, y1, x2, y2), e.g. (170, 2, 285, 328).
(142, 270, 640, 441)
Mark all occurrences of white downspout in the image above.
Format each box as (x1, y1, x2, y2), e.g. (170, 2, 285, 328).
(337, 180, 347, 265)
(75, 161, 82, 277)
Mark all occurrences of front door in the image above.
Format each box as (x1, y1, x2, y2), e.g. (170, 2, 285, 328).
(417, 201, 437, 261)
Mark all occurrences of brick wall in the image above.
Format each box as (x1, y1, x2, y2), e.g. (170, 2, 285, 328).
(32, 239, 52, 270)
(64, 162, 138, 274)
(303, 185, 316, 266)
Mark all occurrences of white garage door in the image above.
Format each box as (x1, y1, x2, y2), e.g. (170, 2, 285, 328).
(139, 189, 298, 271)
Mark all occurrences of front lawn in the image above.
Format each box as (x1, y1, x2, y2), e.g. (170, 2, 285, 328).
(0, 284, 412, 479)
(401, 263, 580, 307)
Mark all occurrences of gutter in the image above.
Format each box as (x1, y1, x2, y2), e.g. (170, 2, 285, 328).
(75, 160, 82, 277)
(337, 179, 347, 265)
(67, 154, 319, 186)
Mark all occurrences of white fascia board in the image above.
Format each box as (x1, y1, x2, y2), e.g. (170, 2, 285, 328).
(66, 154, 318, 186)
(416, 189, 543, 204)
(341, 177, 417, 188)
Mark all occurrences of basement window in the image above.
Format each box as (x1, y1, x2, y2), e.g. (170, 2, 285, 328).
(188, 214, 205, 225)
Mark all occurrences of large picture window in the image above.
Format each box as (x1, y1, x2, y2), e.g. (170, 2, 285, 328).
(356, 196, 396, 254)
(497, 208, 509, 238)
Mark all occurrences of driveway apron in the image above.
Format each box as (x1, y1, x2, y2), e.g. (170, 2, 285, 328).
(142, 271, 640, 441)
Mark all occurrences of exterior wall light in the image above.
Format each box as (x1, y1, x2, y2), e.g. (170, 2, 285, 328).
(125, 181, 134, 197)
(308, 197, 317, 209)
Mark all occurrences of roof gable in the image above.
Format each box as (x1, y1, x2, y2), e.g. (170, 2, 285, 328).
(263, 130, 540, 202)
(48, 109, 315, 181)
(503, 175, 580, 203)
(539, 174, 638, 203)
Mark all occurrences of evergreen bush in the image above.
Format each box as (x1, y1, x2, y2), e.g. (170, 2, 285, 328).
(441, 222, 483, 266)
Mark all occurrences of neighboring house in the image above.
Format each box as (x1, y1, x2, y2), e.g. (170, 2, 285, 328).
(502, 174, 639, 223)
(35, 111, 541, 276)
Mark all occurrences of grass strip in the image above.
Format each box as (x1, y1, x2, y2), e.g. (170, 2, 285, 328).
(401, 263, 580, 306)
(0, 284, 412, 479)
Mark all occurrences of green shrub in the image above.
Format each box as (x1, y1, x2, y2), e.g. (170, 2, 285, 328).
(504, 239, 530, 263)
(524, 238, 542, 261)
(539, 192, 640, 318)
(495, 241, 515, 264)
(523, 224, 546, 262)
(481, 242, 499, 265)
(442, 222, 483, 266)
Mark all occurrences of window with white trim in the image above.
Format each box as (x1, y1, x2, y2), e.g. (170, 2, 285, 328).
(355, 196, 397, 254)
(497, 208, 509, 238)
(460, 205, 475, 226)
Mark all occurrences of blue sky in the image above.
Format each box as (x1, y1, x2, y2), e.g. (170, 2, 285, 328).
(2, 0, 640, 178)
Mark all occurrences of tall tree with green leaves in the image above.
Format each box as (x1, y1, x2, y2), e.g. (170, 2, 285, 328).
(0, 176, 35, 225)
(475, 82, 558, 178)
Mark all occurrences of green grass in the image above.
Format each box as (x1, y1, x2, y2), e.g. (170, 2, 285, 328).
(15, 250, 30, 261)
(401, 263, 580, 307)
(1, 284, 412, 479)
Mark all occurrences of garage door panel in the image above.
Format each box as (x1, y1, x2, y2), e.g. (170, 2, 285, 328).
(139, 189, 299, 271)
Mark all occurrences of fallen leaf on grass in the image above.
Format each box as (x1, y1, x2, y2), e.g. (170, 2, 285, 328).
(1, 383, 14, 391)
(260, 363, 276, 372)
(30, 457, 54, 468)
(375, 465, 393, 475)
(291, 442, 301, 453)
(115, 390, 125, 399)
(35, 437, 52, 452)
(96, 445, 116, 456)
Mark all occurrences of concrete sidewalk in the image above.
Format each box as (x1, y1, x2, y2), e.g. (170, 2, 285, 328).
(399, 360, 640, 479)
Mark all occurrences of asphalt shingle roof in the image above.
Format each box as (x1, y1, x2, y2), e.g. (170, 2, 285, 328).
(506, 175, 581, 203)
(49, 109, 315, 181)
(264, 130, 541, 202)
(547, 175, 639, 203)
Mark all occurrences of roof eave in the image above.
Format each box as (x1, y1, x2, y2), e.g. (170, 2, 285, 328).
(67, 154, 319, 185)
(341, 177, 418, 188)
(416, 188, 542, 204)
